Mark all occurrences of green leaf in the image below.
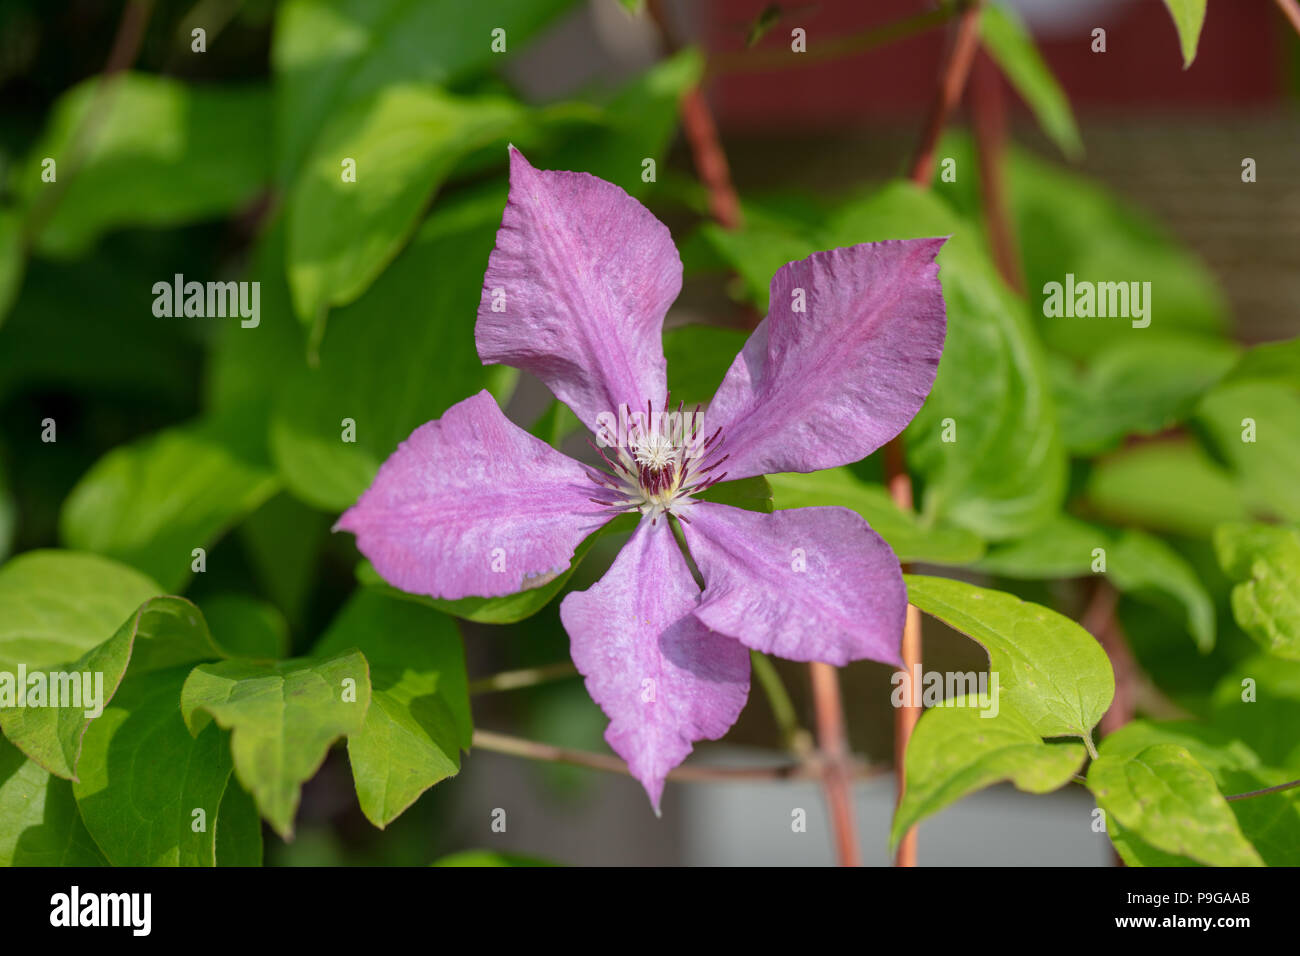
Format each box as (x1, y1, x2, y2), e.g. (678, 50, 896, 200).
(431, 849, 557, 866)
(357, 513, 635, 624)
(1106, 531, 1216, 653)
(979, 2, 1082, 158)
(0, 465, 14, 565)
(1, 596, 225, 780)
(200, 594, 291, 660)
(662, 323, 749, 407)
(1099, 720, 1300, 866)
(271, 0, 574, 181)
(1222, 337, 1300, 390)
(0, 250, 199, 407)
(1085, 439, 1251, 538)
(1050, 337, 1237, 455)
(976, 516, 1215, 651)
(694, 476, 774, 514)
(1211, 655, 1300, 773)
(1197, 381, 1300, 523)
(286, 85, 521, 322)
(0, 208, 23, 328)
(528, 400, 584, 448)
(904, 574, 1114, 741)
(0, 736, 106, 866)
(238, 494, 330, 629)
(74, 666, 236, 866)
(1162, 0, 1207, 69)
(0, 550, 160, 673)
(768, 468, 984, 565)
(891, 695, 1086, 850)
(271, 185, 510, 511)
(1088, 742, 1262, 867)
(698, 223, 826, 314)
(17, 73, 269, 257)
(181, 651, 372, 838)
(1214, 523, 1300, 661)
(215, 778, 264, 866)
(314, 591, 469, 828)
(60, 414, 280, 592)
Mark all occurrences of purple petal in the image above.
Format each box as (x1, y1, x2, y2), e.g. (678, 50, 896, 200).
(705, 239, 947, 479)
(476, 147, 678, 433)
(681, 501, 906, 667)
(560, 518, 750, 811)
(336, 390, 607, 600)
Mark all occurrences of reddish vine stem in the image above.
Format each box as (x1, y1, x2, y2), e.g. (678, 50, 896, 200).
(647, 0, 743, 229)
(909, 1, 983, 187)
(809, 662, 863, 866)
(890, 0, 984, 869)
(971, 53, 1024, 294)
(1275, 0, 1300, 36)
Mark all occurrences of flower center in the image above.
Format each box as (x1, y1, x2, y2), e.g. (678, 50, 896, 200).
(585, 398, 729, 521)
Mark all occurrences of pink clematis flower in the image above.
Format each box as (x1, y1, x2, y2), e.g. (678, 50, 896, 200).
(337, 147, 947, 811)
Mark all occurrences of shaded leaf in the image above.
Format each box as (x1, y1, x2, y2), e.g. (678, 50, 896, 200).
(976, 515, 1215, 651)
(286, 85, 521, 322)
(271, 0, 574, 181)
(1049, 336, 1237, 455)
(18, 73, 269, 256)
(1086, 439, 1251, 538)
(74, 666, 235, 866)
(1197, 381, 1300, 523)
(0, 736, 106, 866)
(60, 414, 280, 592)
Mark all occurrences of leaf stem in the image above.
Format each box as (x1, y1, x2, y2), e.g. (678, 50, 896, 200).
(468, 662, 578, 695)
(1225, 778, 1300, 801)
(471, 729, 885, 784)
(646, 0, 743, 229)
(706, 7, 957, 76)
(750, 650, 814, 758)
(1082, 733, 1099, 761)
